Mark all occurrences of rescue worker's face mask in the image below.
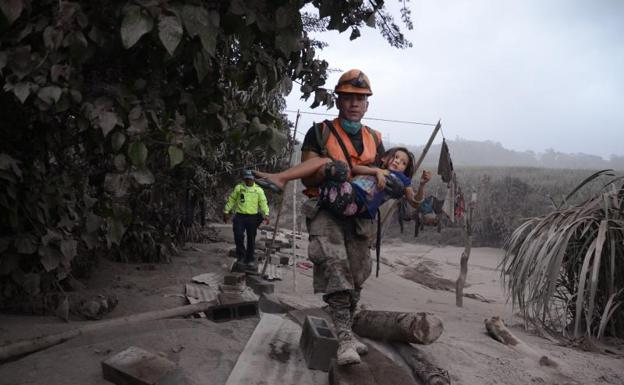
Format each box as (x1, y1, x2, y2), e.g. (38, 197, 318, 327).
(340, 118, 362, 134)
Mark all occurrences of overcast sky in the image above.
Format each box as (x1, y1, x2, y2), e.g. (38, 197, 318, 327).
(285, 0, 624, 159)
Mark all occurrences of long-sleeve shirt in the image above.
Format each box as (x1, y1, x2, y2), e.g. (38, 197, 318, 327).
(224, 183, 269, 216)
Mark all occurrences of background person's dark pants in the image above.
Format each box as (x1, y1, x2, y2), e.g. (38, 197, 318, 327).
(232, 214, 259, 264)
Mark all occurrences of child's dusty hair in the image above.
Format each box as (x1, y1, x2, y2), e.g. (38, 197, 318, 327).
(382, 147, 416, 178)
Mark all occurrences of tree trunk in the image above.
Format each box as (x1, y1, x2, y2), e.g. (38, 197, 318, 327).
(455, 202, 474, 307)
(352, 310, 443, 344)
(392, 342, 451, 385)
(0, 301, 216, 362)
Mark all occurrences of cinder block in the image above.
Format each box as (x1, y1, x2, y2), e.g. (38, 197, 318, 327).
(206, 304, 236, 322)
(102, 346, 181, 385)
(246, 275, 274, 295)
(217, 289, 258, 305)
(235, 302, 259, 319)
(299, 315, 338, 372)
(223, 272, 246, 286)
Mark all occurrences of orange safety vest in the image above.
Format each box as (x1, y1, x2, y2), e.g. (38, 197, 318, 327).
(303, 118, 382, 197)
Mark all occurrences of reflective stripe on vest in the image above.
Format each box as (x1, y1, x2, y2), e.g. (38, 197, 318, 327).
(303, 118, 381, 198)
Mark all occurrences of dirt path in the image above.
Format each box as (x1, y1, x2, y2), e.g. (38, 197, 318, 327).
(0, 227, 622, 385)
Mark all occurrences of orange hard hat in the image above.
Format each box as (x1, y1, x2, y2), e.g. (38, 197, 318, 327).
(334, 69, 373, 96)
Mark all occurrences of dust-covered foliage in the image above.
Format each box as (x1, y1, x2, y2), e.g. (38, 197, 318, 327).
(502, 170, 624, 339)
(413, 167, 611, 247)
(0, 1, 413, 307)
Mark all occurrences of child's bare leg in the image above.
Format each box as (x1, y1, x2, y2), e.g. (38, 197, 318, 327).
(254, 157, 332, 191)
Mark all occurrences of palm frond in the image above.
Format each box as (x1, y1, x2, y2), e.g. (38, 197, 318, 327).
(503, 173, 624, 339)
(563, 169, 614, 204)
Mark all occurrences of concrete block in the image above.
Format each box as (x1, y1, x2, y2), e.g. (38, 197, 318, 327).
(217, 289, 258, 305)
(101, 346, 181, 385)
(299, 315, 338, 372)
(279, 255, 290, 266)
(235, 301, 259, 319)
(223, 272, 246, 286)
(246, 275, 274, 295)
(214, 290, 259, 321)
(206, 304, 236, 322)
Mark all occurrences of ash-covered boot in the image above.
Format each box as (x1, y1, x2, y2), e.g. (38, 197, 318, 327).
(333, 307, 361, 366)
(349, 298, 368, 355)
(348, 316, 368, 355)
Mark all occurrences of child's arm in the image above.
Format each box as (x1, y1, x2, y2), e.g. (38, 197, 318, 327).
(351, 164, 389, 188)
(405, 170, 432, 208)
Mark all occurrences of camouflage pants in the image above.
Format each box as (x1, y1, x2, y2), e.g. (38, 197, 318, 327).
(305, 202, 374, 300)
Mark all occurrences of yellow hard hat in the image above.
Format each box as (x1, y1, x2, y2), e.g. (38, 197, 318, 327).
(334, 69, 373, 96)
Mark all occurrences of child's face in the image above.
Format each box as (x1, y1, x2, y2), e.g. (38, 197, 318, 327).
(387, 151, 409, 173)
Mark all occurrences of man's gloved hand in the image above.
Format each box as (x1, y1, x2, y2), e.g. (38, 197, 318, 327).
(384, 173, 405, 199)
(263, 216, 269, 225)
(223, 213, 230, 223)
(324, 161, 349, 183)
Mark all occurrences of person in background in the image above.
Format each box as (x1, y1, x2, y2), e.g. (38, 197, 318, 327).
(223, 170, 269, 272)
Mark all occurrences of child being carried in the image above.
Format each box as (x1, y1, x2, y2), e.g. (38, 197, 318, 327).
(254, 147, 431, 219)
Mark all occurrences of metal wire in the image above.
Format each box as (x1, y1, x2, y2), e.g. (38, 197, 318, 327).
(284, 109, 438, 127)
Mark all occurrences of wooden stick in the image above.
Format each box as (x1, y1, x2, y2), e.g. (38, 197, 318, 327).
(261, 113, 300, 277)
(484, 316, 559, 368)
(0, 301, 216, 362)
(414, 120, 441, 172)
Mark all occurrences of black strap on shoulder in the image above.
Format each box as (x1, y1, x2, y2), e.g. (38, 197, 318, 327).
(376, 209, 381, 277)
(314, 122, 331, 158)
(324, 119, 353, 169)
(366, 126, 380, 149)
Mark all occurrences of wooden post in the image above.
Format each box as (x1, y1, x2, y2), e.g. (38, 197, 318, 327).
(455, 191, 476, 307)
(352, 310, 444, 344)
(414, 120, 441, 172)
(0, 301, 216, 362)
(261, 111, 300, 277)
(292, 111, 300, 292)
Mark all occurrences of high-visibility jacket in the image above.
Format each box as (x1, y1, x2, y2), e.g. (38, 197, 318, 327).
(224, 183, 269, 216)
(304, 118, 382, 197)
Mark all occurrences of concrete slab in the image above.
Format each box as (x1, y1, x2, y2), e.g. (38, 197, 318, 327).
(224, 314, 326, 385)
